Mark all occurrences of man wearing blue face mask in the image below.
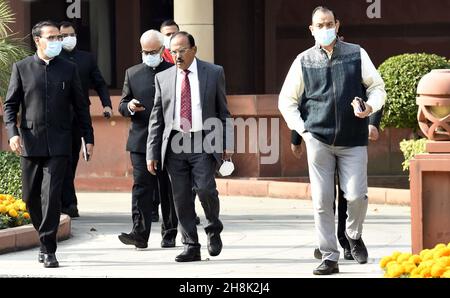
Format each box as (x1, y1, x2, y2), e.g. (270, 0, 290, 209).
(3, 20, 94, 268)
(118, 30, 178, 249)
(58, 21, 112, 219)
(279, 6, 386, 275)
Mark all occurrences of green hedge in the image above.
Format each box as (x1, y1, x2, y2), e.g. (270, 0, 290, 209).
(378, 53, 450, 129)
(0, 151, 22, 198)
(399, 138, 427, 171)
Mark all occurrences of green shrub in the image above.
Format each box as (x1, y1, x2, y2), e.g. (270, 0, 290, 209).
(378, 53, 450, 129)
(399, 138, 427, 171)
(0, 151, 22, 198)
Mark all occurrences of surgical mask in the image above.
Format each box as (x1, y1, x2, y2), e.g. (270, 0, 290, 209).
(44, 41, 62, 58)
(62, 36, 77, 51)
(163, 35, 171, 49)
(142, 53, 162, 68)
(218, 158, 234, 177)
(314, 27, 337, 47)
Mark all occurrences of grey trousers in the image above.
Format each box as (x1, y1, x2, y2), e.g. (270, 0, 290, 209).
(303, 132, 368, 262)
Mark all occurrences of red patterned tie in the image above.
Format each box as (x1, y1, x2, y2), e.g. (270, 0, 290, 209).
(180, 69, 192, 132)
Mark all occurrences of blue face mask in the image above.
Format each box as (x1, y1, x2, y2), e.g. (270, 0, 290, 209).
(314, 28, 337, 47)
(44, 41, 62, 58)
(142, 53, 162, 68)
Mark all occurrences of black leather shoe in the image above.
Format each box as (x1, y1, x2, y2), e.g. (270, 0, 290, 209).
(313, 260, 339, 275)
(61, 205, 79, 218)
(38, 251, 45, 263)
(207, 233, 222, 257)
(151, 212, 159, 222)
(195, 216, 201, 225)
(118, 233, 148, 249)
(343, 246, 354, 260)
(43, 253, 59, 268)
(345, 232, 368, 264)
(161, 238, 176, 248)
(175, 246, 201, 262)
(313, 248, 322, 260)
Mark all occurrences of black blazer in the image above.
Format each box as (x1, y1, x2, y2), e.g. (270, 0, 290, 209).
(60, 49, 112, 107)
(3, 54, 94, 157)
(119, 60, 173, 153)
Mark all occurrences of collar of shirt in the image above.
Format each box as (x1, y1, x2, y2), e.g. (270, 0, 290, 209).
(178, 57, 198, 76)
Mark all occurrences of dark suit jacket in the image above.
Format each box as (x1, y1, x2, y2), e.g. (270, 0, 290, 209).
(3, 54, 94, 157)
(146, 59, 233, 168)
(59, 49, 112, 107)
(118, 61, 173, 153)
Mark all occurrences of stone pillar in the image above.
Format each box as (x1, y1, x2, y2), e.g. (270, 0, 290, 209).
(174, 0, 214, 63)
(410, 69, 450, 253)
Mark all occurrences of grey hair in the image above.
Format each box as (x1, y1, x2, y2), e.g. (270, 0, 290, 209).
(140, 29, 164, 46)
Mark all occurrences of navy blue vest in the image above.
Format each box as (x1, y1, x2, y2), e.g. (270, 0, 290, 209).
(299, 40, 368, 146)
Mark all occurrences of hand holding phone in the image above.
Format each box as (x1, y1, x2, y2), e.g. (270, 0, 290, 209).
(355, 97, 366, 112)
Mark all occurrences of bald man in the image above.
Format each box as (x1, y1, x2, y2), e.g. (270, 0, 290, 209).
(118, 30, 178, 249)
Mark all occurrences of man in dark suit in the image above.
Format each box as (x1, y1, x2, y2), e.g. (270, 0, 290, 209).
(291, 108, 383, 260)
(147, 32, 233, 262)
(118, 30, 178, 249)
(58, 21, 112, 218)
(2, 21, 94, 268)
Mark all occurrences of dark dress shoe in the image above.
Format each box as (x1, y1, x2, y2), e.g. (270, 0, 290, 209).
(43, 253, 59, 268)
(207, 233, 222, 257)
(118, 232, 148, 249)
(313, 260, 339, 275)
(343, 247, 354, 260)
(38, 251, 45, 263)
(175, 246, 201, 262)
(195, 216, 201, 225)
(161, 238, 176, 248)
(345, 232, 368, 264)
(313, 248, 322, 260)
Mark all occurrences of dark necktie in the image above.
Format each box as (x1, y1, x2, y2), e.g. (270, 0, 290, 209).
(180, 69, 191, 132)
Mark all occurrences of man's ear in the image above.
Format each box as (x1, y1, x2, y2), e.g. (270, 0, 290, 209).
(309, 25, 314, 36)
(335, 20, 340, 33)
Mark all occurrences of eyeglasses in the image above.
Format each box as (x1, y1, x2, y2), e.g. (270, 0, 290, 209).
(169, 48, 191, 56)
(61, 33, 77, 38)
(40, 35, 63, 42)
(142, 46, 163, 56)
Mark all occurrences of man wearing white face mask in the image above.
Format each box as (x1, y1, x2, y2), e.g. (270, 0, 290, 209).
(278, 6, 386, 275)
(58, 21, 112, 218)
(160, 19, 179, 64)
(117, 30, 178, 249)
(3, 21, 94, 268)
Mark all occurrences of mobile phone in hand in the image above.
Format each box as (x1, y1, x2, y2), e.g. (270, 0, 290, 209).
(355, 97, 366, 112)
(134, 101, 144, 108)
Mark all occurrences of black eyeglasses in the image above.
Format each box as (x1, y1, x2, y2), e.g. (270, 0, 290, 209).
(61, 33, 77, 38)
(142, 46, 163, 56)
(40, 35, 63, 42)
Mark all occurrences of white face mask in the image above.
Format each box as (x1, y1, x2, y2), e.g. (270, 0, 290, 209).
(313, 27, 337, 47)
(44, 40, 62, 58)
(163, 36, 171, 49)
(142, 53, 162, 68)
(62, 36, 77, 51)
(218, 158, 235, 177)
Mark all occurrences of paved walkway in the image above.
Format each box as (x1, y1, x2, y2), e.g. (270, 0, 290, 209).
(0, 193, 411, 278)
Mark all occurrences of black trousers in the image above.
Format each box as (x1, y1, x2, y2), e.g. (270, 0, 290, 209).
(335, 175, 348, 249)
(21, 156, 68, 253)
(130, 152, 178, 242)
(61, 117, 82, 209)
(165, 131, 223, 248)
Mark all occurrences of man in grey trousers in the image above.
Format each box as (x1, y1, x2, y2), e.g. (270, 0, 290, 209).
(278, 6, 386, 275)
